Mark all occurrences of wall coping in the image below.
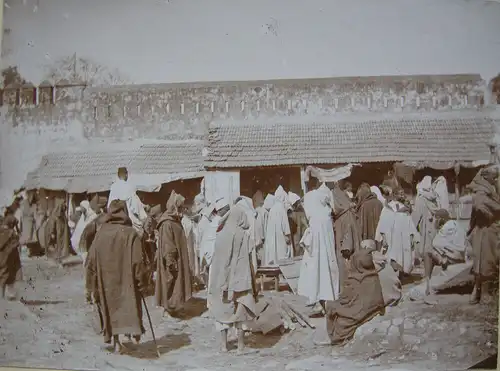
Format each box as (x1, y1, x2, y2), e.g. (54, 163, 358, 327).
(87, 73, 483, 93)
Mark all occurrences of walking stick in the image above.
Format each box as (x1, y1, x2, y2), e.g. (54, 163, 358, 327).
(140, 293, 161, 358)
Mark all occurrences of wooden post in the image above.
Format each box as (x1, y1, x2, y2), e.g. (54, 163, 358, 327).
(454, 163, 460, 219)
(300, 167, 308, 195)
(489, 143, 500, 165)
(66, 193, 72, 222)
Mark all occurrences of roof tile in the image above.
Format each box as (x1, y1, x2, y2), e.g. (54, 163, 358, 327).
(206, 115, 495, 168)
(26, 140, 205, 192)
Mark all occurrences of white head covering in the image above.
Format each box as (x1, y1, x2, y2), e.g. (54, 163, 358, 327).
(201, 202, 216, 217)
(417, 176, 433, 195)
(274, 186, 288, 203)
(263, 194, 277, 210)
(433, 176, 450, 211)
(236, 196, 256, 214)
(80, 200, 91, 212)
(317, 183, 334, 208)
(215, 197, 229, 211)
(288, 191, 301, 207)
(370, 186, 385, 204)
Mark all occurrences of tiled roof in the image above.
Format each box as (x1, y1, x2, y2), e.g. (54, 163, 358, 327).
(206, 112, 495, 168)
(25, 140, 205, 193)
(129, 141, 205, 175)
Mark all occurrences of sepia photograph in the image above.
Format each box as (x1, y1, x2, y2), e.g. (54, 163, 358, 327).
(0, 0, 499, 370)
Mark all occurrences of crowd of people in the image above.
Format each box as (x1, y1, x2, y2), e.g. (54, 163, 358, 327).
(0, 163, 499, 353)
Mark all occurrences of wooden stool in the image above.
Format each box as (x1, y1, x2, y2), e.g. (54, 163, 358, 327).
(256, 266, 281, 292)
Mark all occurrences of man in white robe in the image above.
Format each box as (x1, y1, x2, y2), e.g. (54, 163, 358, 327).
(107, 167, 147, 234)
(235, 196, 259, 270)
(197, 203, 217, 285)
(433, 176, 450, 212)
(262, 194, 276, 230)
(263, 186, 292, 266)
(70, 200, 98, 257)
(376, 189, 420, 275)
(297, 189, 339, 316)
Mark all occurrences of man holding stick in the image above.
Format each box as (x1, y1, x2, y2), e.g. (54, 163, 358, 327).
(86, 200, 150, 354)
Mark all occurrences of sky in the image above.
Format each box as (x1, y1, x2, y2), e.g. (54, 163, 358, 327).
(2, 0, 500, 85)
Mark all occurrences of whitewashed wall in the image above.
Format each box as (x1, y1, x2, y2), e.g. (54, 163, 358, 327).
(204, 171, 240, 205)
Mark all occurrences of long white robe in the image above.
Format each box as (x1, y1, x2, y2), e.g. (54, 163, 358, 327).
(432, 220, 469, 263)
(199, 214, 220, 268)
(182, 215, 200, 277)
(263, 189, 292, 266)
(275, 185, 291, 211)
(376, 200, 420, 274)
(107, 178, 147, 233)
(262, 194, 276, 230)
(433, 176, 450, 211)
(297, 189, 339, 304)
(70, 200, 97, 255)
(236, 197, 259, 270)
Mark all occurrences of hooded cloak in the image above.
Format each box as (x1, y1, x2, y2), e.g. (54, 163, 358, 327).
(356, 184, 383, 241)
(331, 184, 362, 286)
(208, 206, 257, 328)
(412, 176, 439, 259)
(85, 200, 148, 343)
(41, 200, 76, 262)
(467, 168, 500, 279)
(263, 186, 292, 265)
(325, 248, 384, 345)
(155, 191, 193, 315)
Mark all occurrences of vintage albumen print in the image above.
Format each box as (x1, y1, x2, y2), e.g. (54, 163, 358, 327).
(0, 1, 499, 370)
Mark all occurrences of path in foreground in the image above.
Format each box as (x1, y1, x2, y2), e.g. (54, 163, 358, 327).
(0, 256, 497, 371)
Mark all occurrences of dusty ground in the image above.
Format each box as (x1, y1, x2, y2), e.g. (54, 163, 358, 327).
(0, 255, 497, 371)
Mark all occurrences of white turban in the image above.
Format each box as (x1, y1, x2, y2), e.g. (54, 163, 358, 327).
(215, 197, 229, 211)
(288, 191, 301, 207)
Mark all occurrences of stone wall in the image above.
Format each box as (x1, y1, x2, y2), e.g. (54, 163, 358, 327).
(0, 74, 489, 193)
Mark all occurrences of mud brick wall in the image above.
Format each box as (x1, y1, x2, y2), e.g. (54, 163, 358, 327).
(0, 75, 487, 192)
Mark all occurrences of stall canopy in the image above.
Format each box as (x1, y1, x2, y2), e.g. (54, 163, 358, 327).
(24, 140, 206, 193)
(206, 110, 496, 169)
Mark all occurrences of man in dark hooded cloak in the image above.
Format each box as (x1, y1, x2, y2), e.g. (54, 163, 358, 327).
(86, 200, 149, 353)
(155, 190, 193, 318)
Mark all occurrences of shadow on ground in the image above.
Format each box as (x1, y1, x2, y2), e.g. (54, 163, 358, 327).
(108, 333, 191, 359)
(437, 283, 474, 295)
(175, 297, 207, 320)
(400, 273, 424, 286)
(236, 328, 285, 350)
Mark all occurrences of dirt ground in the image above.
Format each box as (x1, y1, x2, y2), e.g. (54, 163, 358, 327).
(0, 255, 497, 371)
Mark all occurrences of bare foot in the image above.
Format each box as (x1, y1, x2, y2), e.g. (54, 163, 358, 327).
(423, 296, 438, 306)
(469, 287, 480, 305)
(425, 285, 434, 297)
(113, 342, 125, 354)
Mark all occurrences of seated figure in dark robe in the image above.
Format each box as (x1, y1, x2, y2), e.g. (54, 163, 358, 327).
(315, 247, 385, 346)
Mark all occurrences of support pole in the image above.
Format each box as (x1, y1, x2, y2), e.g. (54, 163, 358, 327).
(454, 162, 461, 219)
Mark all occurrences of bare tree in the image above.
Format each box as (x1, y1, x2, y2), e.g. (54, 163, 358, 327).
(43, 54, 130, 87)
(1, 65, 28, 88)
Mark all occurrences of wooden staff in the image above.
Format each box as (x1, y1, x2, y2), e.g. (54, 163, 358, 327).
(140, 294, 160, 358)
